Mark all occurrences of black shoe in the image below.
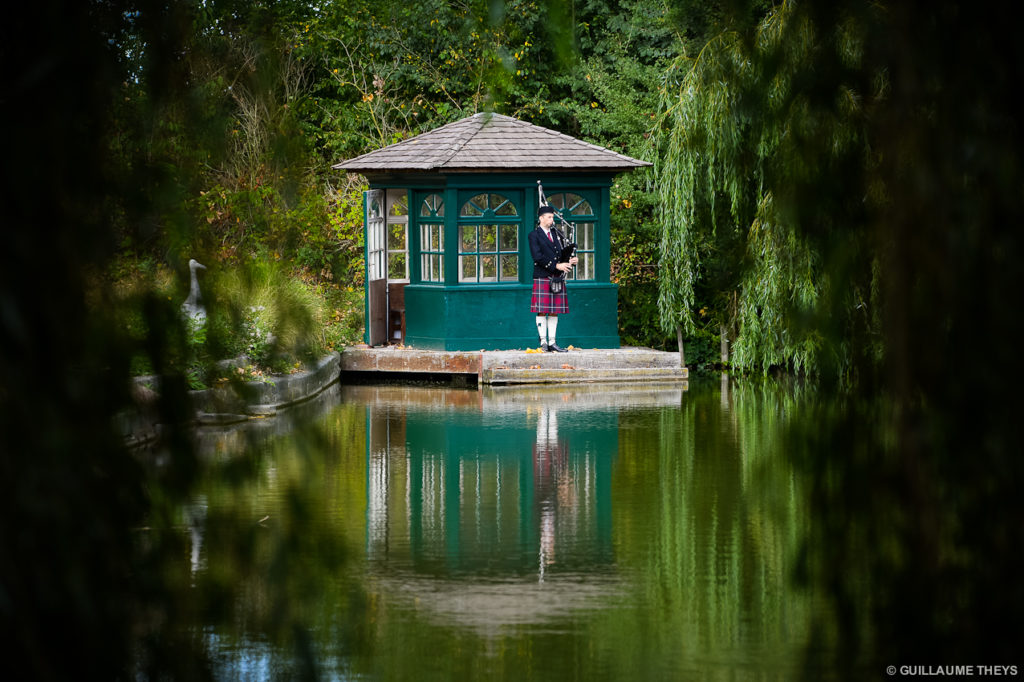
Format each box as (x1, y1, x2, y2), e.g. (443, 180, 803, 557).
(539, 342, 550, 352)
(549, 343, 568, 353)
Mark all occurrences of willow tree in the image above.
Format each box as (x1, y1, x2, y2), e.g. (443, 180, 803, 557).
(650, 1, 881, 377)
(655, 0, 1024, 673)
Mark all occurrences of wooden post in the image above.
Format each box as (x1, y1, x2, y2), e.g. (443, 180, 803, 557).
(676, 325, 686, 368)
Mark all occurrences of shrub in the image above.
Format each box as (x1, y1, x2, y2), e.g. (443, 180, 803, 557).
(108, 257, 363, 383)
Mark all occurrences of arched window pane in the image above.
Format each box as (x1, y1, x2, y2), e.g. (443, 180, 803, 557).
(461, 194, 487, 217)
(548, 193, 595, 281)
(419, 193, 444, 218)
(460, 192, 518, 218)
(389, 193, 408, 216)
(548, 192, 593, 216)
(493, 196, 518, 216)
(417, 192, 444, 284)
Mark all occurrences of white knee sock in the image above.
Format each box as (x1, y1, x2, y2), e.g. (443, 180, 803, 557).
(547, 316, 558, 345)
(536, 316, 548, 345)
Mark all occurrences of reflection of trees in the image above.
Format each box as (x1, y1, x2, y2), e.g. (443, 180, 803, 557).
(187, 401, 369, 679)
(592, 377, 813, 678)
(787, 389, 1024, 673)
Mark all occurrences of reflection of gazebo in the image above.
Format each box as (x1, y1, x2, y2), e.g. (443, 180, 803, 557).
(357, 386, 619, 577)
(333, 113, 650, 350)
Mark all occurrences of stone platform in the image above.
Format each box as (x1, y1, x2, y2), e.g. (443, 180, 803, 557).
(340, 346, 687, 385)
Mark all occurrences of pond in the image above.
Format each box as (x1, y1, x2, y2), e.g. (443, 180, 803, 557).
(184, 376, 854, 681)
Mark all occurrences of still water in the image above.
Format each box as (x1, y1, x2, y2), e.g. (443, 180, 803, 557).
(186, 377, 840, 681)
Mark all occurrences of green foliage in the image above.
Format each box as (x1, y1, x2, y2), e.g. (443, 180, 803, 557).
(613, 228, 665, 349)
(296, 0, 561, 154)
(202, 259, 336, 369)
(109, 256, 359, 387)
(558, 0, 678, 144)
(682, 326, 720, 369)
(730, 193, 823, 374)
(654, 0, 1024, 673)
(103, 0, 690, 357)
(650, 1, 879, 377)
(2, 1, 222, 676)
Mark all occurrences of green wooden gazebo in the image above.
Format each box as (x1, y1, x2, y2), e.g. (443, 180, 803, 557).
(333, 112, 650, 351)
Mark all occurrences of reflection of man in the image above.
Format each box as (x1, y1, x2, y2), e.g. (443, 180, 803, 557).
(534, 407, 568, 580)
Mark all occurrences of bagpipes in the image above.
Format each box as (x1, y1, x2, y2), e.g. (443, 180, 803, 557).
(537, 181, 578, 264)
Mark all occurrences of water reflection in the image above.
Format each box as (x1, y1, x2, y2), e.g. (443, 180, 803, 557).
(534, 406, 569, 581)
(356, 384, 687, 635)
(190, 378, 839, 681)
(192, 381, 342, 458)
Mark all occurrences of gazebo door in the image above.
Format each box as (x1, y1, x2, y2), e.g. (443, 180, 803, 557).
(365, 189, 387, 346)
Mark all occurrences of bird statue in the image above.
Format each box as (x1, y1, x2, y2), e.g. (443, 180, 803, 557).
(181, 258, 207, 326)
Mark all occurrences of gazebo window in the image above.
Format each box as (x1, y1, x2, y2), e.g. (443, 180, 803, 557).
(458, 193, 520, 283)
(367, 192, 385, 281)
(419, 193, 444, 283)
(548, 192, 595, 281)
(386, 190, 409, 281)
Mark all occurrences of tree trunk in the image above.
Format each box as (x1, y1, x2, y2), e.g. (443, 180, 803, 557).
(720, 322, 729, 365)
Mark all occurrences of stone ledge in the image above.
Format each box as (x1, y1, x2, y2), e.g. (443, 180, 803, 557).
(121, 352, 341, 446)
(481, 366, 688, 385)
(341, 346, 687, 385)
(190, 352, 341, 418)
(341, 347, 482, 374)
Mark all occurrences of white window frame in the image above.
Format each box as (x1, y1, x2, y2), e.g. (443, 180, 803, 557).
(386, 189, 409, 282)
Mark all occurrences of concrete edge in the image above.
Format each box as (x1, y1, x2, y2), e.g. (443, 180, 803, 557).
(121, 352, 342, 446)
(481, 367, 688, 385)
(193, 352, 341, 419)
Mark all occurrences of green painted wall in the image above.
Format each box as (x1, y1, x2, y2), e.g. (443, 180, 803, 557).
(366, 172, 627, 350)
(404, 282, 619, 351)
(379, 403, 617, 573)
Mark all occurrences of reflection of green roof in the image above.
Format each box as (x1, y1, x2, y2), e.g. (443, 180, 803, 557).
(333, 112, 651, 173)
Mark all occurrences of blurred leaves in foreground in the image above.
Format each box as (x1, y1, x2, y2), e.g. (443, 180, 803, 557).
(0, 1, 354, 679)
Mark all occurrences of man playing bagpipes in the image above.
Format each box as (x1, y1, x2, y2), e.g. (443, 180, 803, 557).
(528, 203, 578, 352)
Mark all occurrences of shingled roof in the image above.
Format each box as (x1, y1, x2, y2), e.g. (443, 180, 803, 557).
(333, 112, 651, 173)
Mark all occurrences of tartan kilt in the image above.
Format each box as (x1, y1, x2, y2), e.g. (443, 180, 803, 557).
(531, 278, 569, 314)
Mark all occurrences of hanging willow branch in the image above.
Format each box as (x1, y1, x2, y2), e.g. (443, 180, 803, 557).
(649, 1, 876, 376)
(649, 17, 769, 339)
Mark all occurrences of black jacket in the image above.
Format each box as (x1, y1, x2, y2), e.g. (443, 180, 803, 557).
(529, 227, 568, 279)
